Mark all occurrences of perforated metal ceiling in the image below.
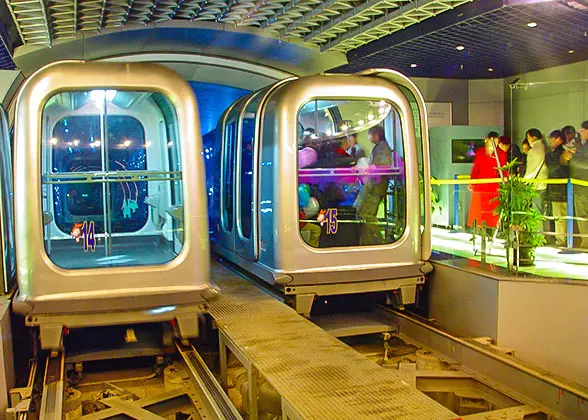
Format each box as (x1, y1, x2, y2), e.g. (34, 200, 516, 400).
(0, 0, 586, 77)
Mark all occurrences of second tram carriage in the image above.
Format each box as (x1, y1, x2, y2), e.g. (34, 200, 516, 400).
(211, 69, 432, 315)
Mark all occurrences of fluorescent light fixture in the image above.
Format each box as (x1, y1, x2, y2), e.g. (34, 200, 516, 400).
(410, 63, 418, 68)
(456, 45, 465, 51)
(527, 22, 537, 28)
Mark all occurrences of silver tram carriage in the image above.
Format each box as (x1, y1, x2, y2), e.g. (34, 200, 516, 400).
(12, 61, 217, 349)
(212, 69, 432, 315)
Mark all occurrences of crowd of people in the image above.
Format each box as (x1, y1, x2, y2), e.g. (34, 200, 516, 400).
(467, 121, 588, 249)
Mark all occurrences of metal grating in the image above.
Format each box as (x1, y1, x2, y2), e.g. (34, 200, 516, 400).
(332, 1, 588, 78)
(207, 261, 457, 419)
(1, 0, 471, 54)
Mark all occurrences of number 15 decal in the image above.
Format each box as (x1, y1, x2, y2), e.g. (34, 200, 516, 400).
(325, 208, 338, 235)
(81, 221, 96, 252)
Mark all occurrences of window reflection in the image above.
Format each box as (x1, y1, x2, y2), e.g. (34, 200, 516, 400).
(41, 90, 184, 269)
(298, 99, 406, 248)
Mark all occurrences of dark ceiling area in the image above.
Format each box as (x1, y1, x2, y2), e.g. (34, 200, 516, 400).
(332, 0, 588, 79)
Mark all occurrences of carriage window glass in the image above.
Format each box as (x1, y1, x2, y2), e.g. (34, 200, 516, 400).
(222, 104, 241, 232)
(239, 92, 264, 239)
(297, 99, 406, 248)
(0, 115, 16, 292)
(41, 90, 185, 269)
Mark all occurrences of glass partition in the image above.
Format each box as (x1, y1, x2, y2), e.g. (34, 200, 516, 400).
(297, 99, 406, 248)
(41, 90, 184, 269)
(429, 73, 587, 280)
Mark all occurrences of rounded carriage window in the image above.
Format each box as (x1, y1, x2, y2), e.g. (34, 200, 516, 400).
(41, 90, 185, 269)
(297, 99, 406, 248)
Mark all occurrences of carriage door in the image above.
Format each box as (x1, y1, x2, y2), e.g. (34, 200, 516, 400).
(219, 99, 245, 253)
(235, 90, 265, 260)
(0, 109, 15, 293)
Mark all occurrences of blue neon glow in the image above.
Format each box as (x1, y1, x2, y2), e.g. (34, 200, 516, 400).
(147, 306, 177, 315)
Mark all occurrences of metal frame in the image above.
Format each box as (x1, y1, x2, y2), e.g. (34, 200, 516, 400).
(382, 308, 588, 420)
(219, 328, 260, 420)
(25, 302, 207, 350)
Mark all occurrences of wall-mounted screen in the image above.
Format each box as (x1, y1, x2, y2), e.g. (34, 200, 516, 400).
(451, 139, 486, 163)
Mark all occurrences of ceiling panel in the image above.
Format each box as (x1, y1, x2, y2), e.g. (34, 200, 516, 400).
(331, 1, 588, 78)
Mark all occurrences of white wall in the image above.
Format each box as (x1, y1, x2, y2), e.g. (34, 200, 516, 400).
(410, 77, 506, 129)
(468, 79, 504, 127)
(508, 60, 588, 142)
(0, 70, 20, 106)
(497, 281, 588, 388)
(413, 78, 469, 125)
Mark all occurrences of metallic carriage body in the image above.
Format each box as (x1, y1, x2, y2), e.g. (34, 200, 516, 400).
(13, 62, 216, 348)
(212, 70, 431, 315)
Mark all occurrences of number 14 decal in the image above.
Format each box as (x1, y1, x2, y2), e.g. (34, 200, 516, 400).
(81, 221, 96, 252)
(325, 208, 338, 235)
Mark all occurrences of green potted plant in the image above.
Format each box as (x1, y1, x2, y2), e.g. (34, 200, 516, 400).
(494, 160, 545, 266)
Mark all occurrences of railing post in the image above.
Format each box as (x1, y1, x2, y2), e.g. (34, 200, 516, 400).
(567, 178, 574, 249)
(453, 174, 460, 228)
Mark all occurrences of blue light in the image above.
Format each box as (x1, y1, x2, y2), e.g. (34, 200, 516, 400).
(261, 208, 273, 213)
(147, 306, 177, 315)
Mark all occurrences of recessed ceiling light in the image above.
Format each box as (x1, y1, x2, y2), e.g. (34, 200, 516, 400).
(488, 68, 494, 72)
(456, 45, 465, 51)
(527, 22, 537, 28)
(410, 64, 418, 68)
(568, 49, 575, 54)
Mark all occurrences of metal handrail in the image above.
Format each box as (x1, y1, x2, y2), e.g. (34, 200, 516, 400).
(42, 170, 182, 184)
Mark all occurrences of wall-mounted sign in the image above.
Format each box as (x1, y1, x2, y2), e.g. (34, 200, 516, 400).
(425, 102, 452, 127)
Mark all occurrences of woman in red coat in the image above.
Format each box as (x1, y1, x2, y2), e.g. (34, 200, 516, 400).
(467, 136, 508, 229)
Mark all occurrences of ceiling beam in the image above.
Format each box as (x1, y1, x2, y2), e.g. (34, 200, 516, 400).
(345, 0, 505, 60)
(321, 0, 480, 53)
(37, 0, 52, 45)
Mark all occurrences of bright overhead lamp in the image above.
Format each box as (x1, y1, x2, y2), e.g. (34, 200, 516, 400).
(488, 68, 494, 72)
(568, 49, 575, 54)
(527, 22, 537, 28)
(456, 45, 465, 51)
(410, 63, 418, 68)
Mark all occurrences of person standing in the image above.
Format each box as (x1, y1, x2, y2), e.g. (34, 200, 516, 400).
(545, 130, 570, 247)
(562, 121, 588, 249)
(346, 133, 365, 159)
(356, 125, 392, 245)
(519, 138, 531, 176)
(467, 135, 507, 232)
(523, 128, 549, 214)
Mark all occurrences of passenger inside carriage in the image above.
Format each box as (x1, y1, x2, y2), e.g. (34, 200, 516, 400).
(297, 99, 406, 249)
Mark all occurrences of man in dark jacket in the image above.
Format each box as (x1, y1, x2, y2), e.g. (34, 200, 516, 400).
(546, 130, 570, 247)
(356, 125, 392, 245)
(562, 121, 588, 249)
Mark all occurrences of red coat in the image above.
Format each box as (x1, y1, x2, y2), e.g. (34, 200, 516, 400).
(467, 147, 507, 228)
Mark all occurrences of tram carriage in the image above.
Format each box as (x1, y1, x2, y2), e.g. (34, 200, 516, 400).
(11, 61, 217, 349)
(212, 69, 432, 315)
